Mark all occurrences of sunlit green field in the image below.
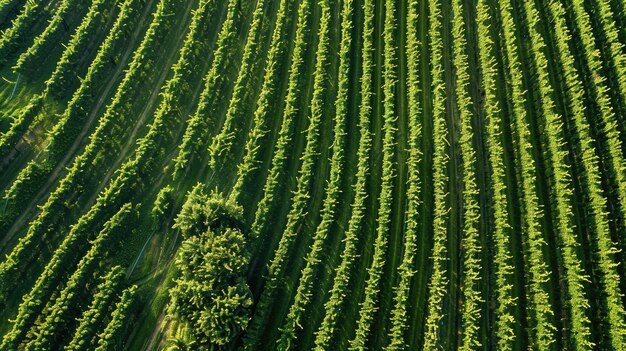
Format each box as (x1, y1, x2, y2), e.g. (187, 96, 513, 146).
(2, 0, 626, 349)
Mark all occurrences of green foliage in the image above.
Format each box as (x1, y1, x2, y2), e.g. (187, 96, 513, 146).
(245, 0, 310, 248)
(385, 0, 422, 348)
(569, 0, 626, 244)
(0, 203, 136, 350)
(242, 0, 329, 347)
(555, 0, 626, 348)
(313, 0, 373, 346)
(422, 0, 448, 347)
(23, 203, 136, 351)
(173, 0, 242, 180)
(44, 0, 116, 98)
(169, 229, 252, 347)
(3, 0, 626, 349)
(592, 0, 626, 111)
(65, 266, 126, 351)
(0, 0, 144, 276)
(152, 184, 175, 224)
(174, 183, 243, 238)
(476, 0, 516, 348)
(277, 0, 352, 346)
(0, 0, 42, 65)
(0, 0, 202, 301)
(502, 0, 557, 348)
(206, 0, 268, 170)
(13, 0, 90, 73)
(0, 94, 43, 161)
(169, 192, 251, 348)
(229, 0, 294, 201)
(0, 0, 26, 26)
(348, 0, 397, 346)
(94, 285, 138, 351)
(545, 1, 608, 348)
(450, 0, 482, 348)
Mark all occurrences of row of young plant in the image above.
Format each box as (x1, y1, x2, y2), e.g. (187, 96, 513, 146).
(545, 1, 608, 348)
(0, 0, 144, 237)
(312, 0, 372, 348)
(172, 0, 245, 179)
(65, 266, 126, 351)
(450, 0, 482, 348)
(13, 0, 90, 73)
(242, 0, 329, 347)
(276, 0, 352, 347)
(501, 0, 558, 348)
(206, 0, 270, 171)
(569, 0, 626, 247)
(229, 0, 296, 201)
(0, 0, 25, 26)
(92, 285, 138, 351)
(348, 0, 397, 347)
(22, 203, 135, 351)
(591, 0, 626, 110)
(0, 0, 46, 66)
(38, 0, 214, 285)
(0, 203, 134, 350)
(421, 0, 449, 347)
(476, 0, 517, 348)
(244, 0, 310, 251)
(2, 0, 218, 345)
(0, 0, 116, 164)
(44, 0, 118, 98)
(526, 0, 626, 348)
(552, 0, 626, 348)
(0, 0, 198, 302)
(385, 0, 421, 349)
(0, 0, 140, 293)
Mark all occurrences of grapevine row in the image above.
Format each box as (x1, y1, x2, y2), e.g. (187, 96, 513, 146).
(311, 0, 373, 345)
(44, 0, 117, 98)
(13, 0, 90, 73)
(244, 0, 310, 250)
(229, 0, 295, 201)
(568, 0, 626, 249)
(0, 0, 44, 66)
(422, 0, 449, 346)
(0, 0, 148, 288)
(1, 0, 215, 344)
(172, 0, 243, 179)
(501, 0, 558, 348)
(23, 203, 135, 351)
(65, 265, 126, 351)
(242, 0, 330, 347)
(544, 1, 607, 348)
(0, 0, 143, 234)
(0, 0, 200, 301)
(0, 0, 25, 26)
(524, 0, 626, 348)
(93, 285, 138, 351)
(450, 0, 482, 348)
(591, 0, 626, 112)
(276, 0, 352, 346)
(206, 0, 269, 169)
(476, 0, 517, 348)
(0, 0, 116, 161)
(385, 0, 421, 348)
(348, 0, 397, 346)
(0, 203, 133, 350)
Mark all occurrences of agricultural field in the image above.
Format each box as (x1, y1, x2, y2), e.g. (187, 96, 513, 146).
(2, 0, 626, 349)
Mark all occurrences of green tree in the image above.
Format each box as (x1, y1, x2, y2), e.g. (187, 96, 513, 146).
(169, 189, 251, 348)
